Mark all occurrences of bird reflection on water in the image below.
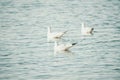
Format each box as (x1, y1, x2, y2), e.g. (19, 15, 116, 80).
(54, 50, 75, 57)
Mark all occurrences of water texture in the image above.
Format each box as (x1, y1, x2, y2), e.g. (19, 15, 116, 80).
(0, 0, 120, 80)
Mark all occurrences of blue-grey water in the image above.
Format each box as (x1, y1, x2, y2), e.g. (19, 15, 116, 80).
(0, 0, 120, 80)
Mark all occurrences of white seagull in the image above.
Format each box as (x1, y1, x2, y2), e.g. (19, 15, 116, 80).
(47, 27, 67, 42)
(54, 41, 77, 52)
(81, 22, 94, 35)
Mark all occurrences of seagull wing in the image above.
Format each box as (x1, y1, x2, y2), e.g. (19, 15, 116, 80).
(64, 43, 77, 51)
(51, 31, 67, 38)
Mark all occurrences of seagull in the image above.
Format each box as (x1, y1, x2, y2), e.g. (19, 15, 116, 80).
(81, 22, 94, 35)
(47, 26, 67, 42)
(54, 41, 77, 52)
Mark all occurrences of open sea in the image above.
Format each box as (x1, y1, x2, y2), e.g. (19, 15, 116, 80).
(0, 0, 120, 80)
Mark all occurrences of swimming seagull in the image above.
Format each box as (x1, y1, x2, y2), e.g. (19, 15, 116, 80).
(54, 41, 77, 52)
(47, 26, 67, 42)
(81, 22, 94, 35)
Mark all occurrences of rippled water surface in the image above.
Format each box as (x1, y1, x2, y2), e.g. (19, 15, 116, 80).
(0, 0, 120, 80)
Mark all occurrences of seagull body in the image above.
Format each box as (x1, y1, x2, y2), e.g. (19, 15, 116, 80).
(54, 42, 77, 52)
(81, 23, 94, 35)
(47, 27, 67, 42)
